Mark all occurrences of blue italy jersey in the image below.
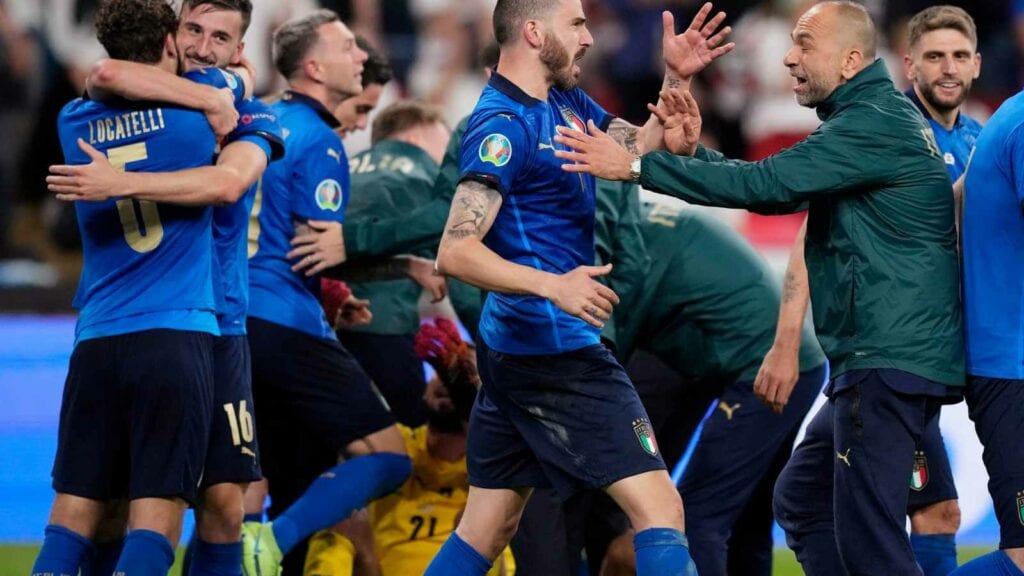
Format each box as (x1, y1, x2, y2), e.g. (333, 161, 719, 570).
(214, 98, 284, 336)
(459, 73, 613, 355)
(248, 91, 349, 340)
(906, 89, 982, 181)
(58, 67, 246, 343)
(962, 90, 1024, 378)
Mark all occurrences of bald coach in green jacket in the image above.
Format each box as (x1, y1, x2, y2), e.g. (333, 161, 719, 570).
(553, 2, 963, 575)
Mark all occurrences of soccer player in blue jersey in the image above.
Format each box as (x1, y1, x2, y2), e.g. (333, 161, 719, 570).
(31, 1, 249, 575)
(950, 57, 1024, 576)
(46, 3, 285, 575)
(422, 2, 733, 575)
(241, 10, 413, 576)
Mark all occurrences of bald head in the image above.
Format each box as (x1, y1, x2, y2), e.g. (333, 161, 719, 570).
(812, 1, 877, 60)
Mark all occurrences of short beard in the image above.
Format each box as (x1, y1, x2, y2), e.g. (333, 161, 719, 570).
(540, 35, 577, 91)
(919, 79, 970, 114)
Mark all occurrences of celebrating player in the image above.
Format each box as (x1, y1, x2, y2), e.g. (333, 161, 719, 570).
(242, 10, 413, 576)
(423, 1, 734, 575)
(32, 1, 248, 574)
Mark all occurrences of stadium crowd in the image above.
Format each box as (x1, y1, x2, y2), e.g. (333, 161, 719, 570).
(12, 0, 1024, 575)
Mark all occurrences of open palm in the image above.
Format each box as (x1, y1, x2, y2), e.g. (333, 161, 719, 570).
(663, 3, 735, 79)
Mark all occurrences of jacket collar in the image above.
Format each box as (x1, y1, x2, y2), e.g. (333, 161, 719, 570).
(816, 59, 893, 121)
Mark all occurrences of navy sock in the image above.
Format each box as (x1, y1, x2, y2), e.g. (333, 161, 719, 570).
(272, 452, 411, 553)
(912, 533, 958, 576)
(188, 540, 242, 576)
(81, 539, 124, 576)
(951, 550, 1024, 576)
(32, 524, 94, 576)
(633, 528, 697, 576)
(423, 532, 492, 576)
(112, 529, 175, 576)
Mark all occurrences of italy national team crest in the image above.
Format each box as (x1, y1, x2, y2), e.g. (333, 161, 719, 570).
(315, 179, 343, 212)
(560, 107, 586, 133)
(479, 134, 512, 167)
(1018, 492, 1024, 527)
(633, 418, 658, 456)
(909, 451, 929, 491)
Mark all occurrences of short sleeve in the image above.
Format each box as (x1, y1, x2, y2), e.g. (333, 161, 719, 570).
(1007, 124, 1024, 207)
(183, 67, 246, 105)
(458, 111, 531, 197)
(226, 98, 284, 161)
(569, 88, 613, 132)
(291, 130, 350, 223)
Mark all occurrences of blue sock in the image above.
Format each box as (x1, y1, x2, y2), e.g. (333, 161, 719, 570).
(188, 540, 242, 576)
(272, 452, 411, 553)
(951, 550, 1024, 576)
(423, 532, 492, 576)
(633, 528, 697, 576)
(112, 529, 175, 576)
(32, 524, 94, 576)
(81, 539, 124, 576)
(912, 534, 958, 576)
(243, 512, 263, 523)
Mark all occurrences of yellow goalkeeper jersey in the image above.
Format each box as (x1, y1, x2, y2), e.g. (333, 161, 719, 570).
(371, 425, 515, 575)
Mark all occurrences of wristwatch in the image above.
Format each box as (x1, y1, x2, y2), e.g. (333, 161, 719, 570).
(629, 156, 642, 183)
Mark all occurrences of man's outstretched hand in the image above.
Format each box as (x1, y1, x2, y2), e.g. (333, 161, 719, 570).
(663, 3, 735, 81)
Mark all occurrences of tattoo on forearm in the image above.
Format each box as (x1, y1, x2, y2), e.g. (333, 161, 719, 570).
(781, 269, 799, 304)
(608, 120, 641, 155)
(446, 181, 501, 240)
(667, 77, 682, 89)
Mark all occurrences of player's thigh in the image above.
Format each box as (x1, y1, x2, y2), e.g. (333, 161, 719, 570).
(773, 401, 836, 530)
(124, 329, 215, 505)
(964, 375, 1024, 548)
(204, 335, 261, 488)
(52, 337, 130, 502)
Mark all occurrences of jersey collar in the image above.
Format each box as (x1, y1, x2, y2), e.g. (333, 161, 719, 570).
(904, 87, 963, 131)
(281, 90, 342, 128)
(488, 72, 543, 107)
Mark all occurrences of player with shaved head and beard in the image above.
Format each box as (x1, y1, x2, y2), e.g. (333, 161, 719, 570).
(553, 2, 965, 575)
(423, 1, 735, 575)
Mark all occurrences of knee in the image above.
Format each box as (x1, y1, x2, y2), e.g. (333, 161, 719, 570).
(599, 531, 636, 576)
(197, 484, 245, 542)
(345, 425, 408, 458)
(638, 487, 685, 532)
(910, 499, 961, 535)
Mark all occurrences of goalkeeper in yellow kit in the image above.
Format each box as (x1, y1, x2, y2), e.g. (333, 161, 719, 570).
(304, 318, 515, 576)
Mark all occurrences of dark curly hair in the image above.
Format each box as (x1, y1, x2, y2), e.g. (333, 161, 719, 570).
(96, 0, 178, 64)
(357, 36, 393, 89)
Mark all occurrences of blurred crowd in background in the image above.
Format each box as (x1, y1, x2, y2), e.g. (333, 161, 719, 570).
(0, 0, 1020, 289)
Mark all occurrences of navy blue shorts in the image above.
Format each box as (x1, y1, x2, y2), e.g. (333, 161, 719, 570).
(337, 331, 427, 427)
(247, 318, 395, 489)
(906, 412, 958, 510)
(965, 375, 1024, 549)
(202, 335, 261, 487)
(52, 330, 215, 503)
(468, 341, 665, 498)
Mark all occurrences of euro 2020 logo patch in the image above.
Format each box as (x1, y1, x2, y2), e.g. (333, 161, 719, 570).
(315, 179, 343, 212)
(479, 133, 512, 167)
(219, 68, 239, 91)
(633, 418, 658, 456)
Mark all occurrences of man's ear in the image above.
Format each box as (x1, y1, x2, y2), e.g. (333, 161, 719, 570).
(523, 19, 545, 49)
(165, 33, 178, 61)
(841, 49, 865, 81)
